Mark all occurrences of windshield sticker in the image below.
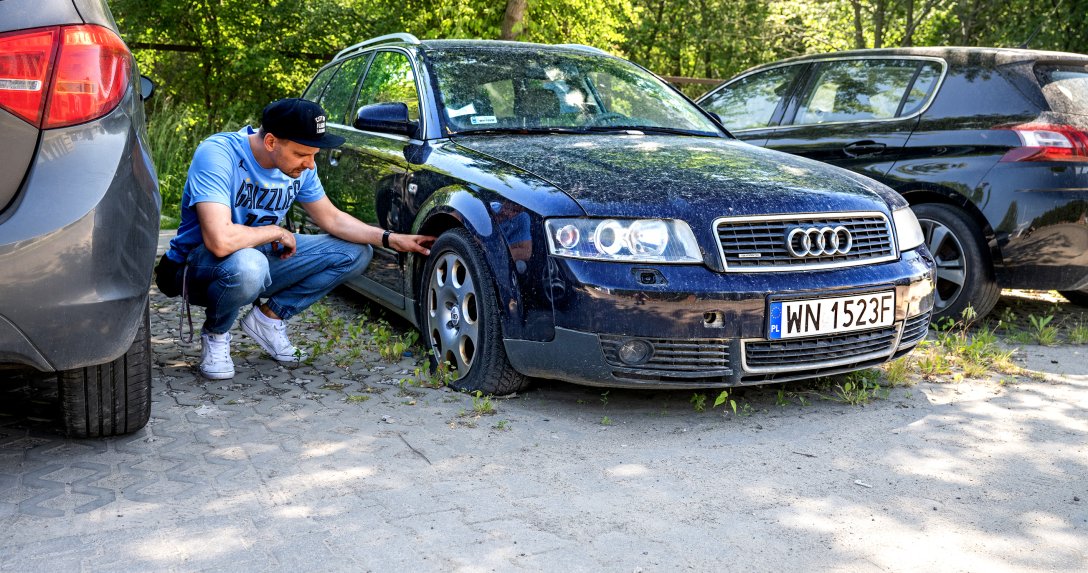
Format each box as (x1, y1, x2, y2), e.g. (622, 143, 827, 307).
(470, 115, 498, 125)
(447, 103, 477, 118)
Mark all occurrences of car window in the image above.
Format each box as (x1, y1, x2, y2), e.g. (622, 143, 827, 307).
(302, 63, 340, 103)
(429, 48, 721, 135)
(317, 55, 371, 125)
(794, 59, 922, 125)
(356, 50, 420, 121)
(1035, 63, 1088, 116)
(900, 62, 941, 116)
(700, 65, 801, 130)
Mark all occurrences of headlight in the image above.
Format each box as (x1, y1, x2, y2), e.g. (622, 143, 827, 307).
(545, 218, 702, 263)
(893, 206, 925, 252)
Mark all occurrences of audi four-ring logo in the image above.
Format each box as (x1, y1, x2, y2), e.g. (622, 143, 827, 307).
(786, 226, 853, 257)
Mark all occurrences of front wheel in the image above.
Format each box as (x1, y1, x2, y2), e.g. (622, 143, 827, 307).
(913, 203, 1001, 322)
(57, 299, 152, 437)
(420, 228, 529, 395)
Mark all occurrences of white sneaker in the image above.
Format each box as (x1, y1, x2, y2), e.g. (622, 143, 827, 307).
(200, 331, 235, 379)
(242, 307, 305, 363)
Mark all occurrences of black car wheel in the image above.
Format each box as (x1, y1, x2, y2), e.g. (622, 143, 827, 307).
(1059, 289, 1088, 307)
(914, 203, 1001, 322)
(421, 228, 529, 395)
(57, 299, 152, 437)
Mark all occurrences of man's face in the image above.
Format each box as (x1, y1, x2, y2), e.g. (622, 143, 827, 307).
(266, 134, 320, 178)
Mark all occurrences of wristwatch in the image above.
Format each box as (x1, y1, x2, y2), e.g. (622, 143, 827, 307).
(382, 229, 393, 249)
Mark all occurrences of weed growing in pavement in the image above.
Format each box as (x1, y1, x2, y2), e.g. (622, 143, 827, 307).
(912, 307, 1021, 381)
(712, 389, 738, 415)
(345, 394, 371, 404)
(1028, 314, 1058, 345)
(493, 419, 510, 431)
(775, 389, 789, 407)
(419, 352, 458, 388)
(472, 391, 496, 415)
(1069, 321, 1088, 345)
(599, 390, 610, 406)
(832, 369, 886, 405)
(600, 416, 613, 426)
(368, 320, 419, 362)
(995, 306, 1018, 331)
(690, 393, 707, 412)
(881, 357, 913, 387)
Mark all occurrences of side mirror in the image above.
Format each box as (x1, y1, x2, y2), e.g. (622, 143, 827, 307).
(139, 75, 155, 101)
(354, 102, 418, 137)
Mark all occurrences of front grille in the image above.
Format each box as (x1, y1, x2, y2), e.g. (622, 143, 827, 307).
(600, 335, 730, 376)
(716, 213, 895, 271)
(744, 326, 898, 370)
(900, 313, 932, 346)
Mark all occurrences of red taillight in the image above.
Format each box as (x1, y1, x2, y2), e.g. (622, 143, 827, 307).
(0, 24, 130, 129)
(0, 27, 58, 126)
(997, 123, 1088, 162)
(45, 25, 131, 129)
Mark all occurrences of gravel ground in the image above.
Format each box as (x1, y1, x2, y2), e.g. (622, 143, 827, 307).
(0, 285, 1085, 572)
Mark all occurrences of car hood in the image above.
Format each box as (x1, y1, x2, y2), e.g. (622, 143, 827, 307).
(452, 134, 903, 220)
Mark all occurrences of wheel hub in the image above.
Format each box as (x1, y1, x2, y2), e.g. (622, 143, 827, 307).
(448, 304, 461, 328)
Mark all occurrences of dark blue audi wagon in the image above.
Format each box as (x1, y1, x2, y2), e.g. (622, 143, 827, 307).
(294, 34, 936, 395)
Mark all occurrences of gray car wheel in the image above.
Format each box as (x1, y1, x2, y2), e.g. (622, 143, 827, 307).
(914, 203, 1001, 322)
(57, 299, 152, 437)
(421, 228, 529, 395)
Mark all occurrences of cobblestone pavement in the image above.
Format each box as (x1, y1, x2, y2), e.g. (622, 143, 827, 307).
(1, 283, 1086, 572)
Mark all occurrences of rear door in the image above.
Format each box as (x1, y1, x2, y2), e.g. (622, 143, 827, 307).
(763, 57, 943, 185)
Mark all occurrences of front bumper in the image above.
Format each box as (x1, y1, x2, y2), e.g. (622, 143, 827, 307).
(504, 248, 934, 389)
(0, 94, 160, 372)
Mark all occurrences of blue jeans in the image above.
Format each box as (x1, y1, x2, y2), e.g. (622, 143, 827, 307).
(185, 234, 373, 334)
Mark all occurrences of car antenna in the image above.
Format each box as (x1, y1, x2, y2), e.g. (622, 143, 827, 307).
(1018, 0, 1063, 48)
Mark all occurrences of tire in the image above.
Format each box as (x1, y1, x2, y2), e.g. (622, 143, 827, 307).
(420, 228, 530, 395)
(57, 299, 152, 437)
(913, 203, 1001, 323)
(1059, 289, 1088, 307)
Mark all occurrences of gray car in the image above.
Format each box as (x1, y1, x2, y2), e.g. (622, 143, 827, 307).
(0, 0, 160, 436)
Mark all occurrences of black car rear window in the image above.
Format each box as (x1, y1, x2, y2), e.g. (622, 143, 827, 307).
(1035, 64, 1088, 116)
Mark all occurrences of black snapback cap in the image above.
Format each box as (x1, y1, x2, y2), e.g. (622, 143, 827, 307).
(261, 98, 345, 149)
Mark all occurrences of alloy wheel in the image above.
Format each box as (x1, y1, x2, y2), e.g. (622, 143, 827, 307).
(426, 251, 480, 378)
(918, 217, 967, 313)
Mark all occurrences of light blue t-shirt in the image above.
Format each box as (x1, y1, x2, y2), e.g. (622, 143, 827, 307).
(165, 126, 325, 262)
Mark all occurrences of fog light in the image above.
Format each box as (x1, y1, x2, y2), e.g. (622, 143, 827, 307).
(617, 338, 653, 365)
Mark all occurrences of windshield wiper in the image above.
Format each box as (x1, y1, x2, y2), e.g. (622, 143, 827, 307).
(578, 125, 719, 137)
(452, 127, 586, 136)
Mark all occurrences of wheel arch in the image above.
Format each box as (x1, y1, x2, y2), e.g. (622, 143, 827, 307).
(900, 187, 1003, 266)
(408, 185, 527, 332)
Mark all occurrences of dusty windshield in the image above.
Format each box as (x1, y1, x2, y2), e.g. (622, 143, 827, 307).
(427, 47, 722, 136)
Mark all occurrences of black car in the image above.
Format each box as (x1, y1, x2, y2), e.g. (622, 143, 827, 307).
(295, 34, 935, 394)
(698, 47, 1088, 321)
(0, 0, 160, 436)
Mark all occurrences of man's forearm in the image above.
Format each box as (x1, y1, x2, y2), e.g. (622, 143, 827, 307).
(202, 223, 290, 258)
(322, 210, 386, 246)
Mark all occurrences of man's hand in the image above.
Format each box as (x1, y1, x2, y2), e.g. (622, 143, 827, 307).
(271, 230, 297, 259)
(389, 233, 436, 256)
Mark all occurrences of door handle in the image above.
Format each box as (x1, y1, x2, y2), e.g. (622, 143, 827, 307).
(843, 140, 887, 158)
(329, 149, 343, 166)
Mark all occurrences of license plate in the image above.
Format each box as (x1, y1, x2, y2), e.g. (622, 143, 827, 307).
(768, 291, 895, 340)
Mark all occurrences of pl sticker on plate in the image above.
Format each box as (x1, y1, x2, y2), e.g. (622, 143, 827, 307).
(470, 115, 497, 125)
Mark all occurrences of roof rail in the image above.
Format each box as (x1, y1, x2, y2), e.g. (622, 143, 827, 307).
(334, 33, 421, 61)
(556, 44, 610, 55)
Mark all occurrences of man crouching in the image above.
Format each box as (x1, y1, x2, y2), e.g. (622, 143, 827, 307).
(156, 98, 435, 379)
